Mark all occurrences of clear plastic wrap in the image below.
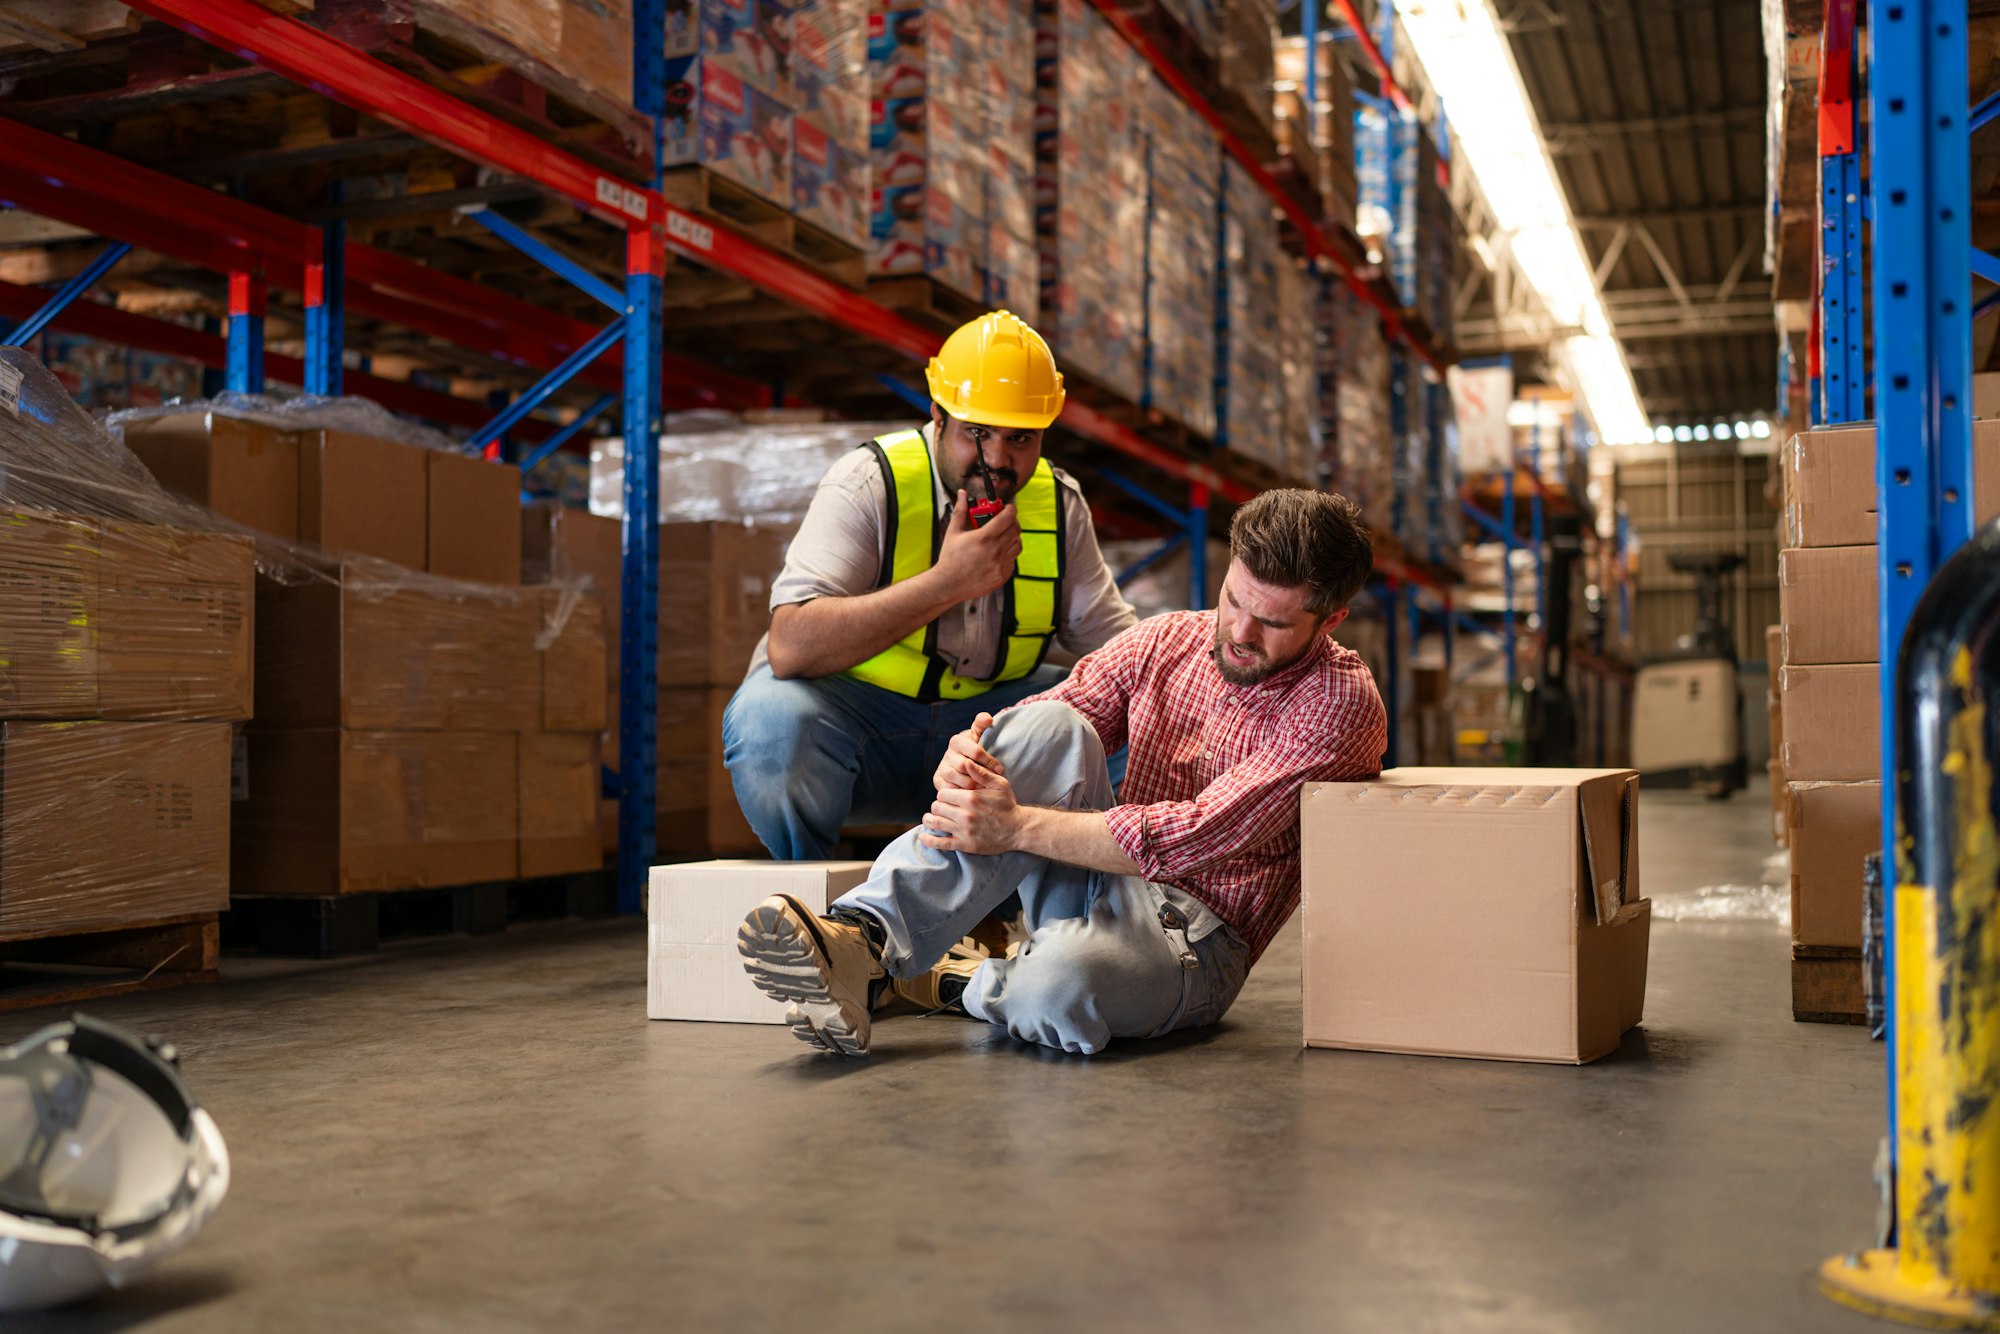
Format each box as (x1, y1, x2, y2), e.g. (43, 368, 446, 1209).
(0, 351, 606, 928)
(106, 391, 459, 454)
(587, 418, 907, 522)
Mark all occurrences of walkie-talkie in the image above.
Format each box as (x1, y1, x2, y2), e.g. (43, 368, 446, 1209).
(966, 438, 1003, 526)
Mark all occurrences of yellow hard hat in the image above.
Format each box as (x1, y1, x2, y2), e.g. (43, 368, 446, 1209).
(923, 310, 1066, 431)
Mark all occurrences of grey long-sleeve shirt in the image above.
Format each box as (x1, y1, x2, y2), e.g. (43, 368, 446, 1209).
(746, 421, 1137, 681)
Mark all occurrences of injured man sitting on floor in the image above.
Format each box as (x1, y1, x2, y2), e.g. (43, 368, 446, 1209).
(736, 487, 1389, 1057)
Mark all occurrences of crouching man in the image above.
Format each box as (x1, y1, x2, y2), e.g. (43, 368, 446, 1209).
(736, 489, 1387, 1057)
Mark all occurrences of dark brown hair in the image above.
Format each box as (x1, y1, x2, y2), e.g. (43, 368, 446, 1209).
(1227, 489, 1373, 616)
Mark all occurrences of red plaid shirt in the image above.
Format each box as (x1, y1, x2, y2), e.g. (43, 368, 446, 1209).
(1017, 610, 1387, 963)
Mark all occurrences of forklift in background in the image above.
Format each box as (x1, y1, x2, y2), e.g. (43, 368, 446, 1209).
(1630, 551, 1748, 798)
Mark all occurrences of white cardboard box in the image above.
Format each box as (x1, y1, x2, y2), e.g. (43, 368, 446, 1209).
(647, 859, 872, 1023)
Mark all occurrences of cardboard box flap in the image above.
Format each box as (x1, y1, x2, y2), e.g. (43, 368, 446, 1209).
(1579, 773, 1636, 925)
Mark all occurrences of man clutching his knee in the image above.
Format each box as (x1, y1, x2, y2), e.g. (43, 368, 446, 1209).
(736, 488, 1388, 1057)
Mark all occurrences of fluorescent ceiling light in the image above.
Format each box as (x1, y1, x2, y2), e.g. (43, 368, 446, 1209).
(1752, 419, 1772, 439)
(1653, 425, 1674, 444)
(1394, 0, 1652, 445)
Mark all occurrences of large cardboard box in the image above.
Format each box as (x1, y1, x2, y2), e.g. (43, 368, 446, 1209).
(255, 567, 540, 731)
(427, 450, 522, 585)
(1778, 545, 1876, 664)
(1793, 947, 1866, 1024)
(1784, 419, 2000, 547)
(233, 730, 518, 894)
(0, 509, 97, 719)
(1300, 767, 1650, 1064)
(95, 521, 255, 721)
(124, 413, 300, 538)
(656, 686, 760, 856)
(647, 860, 872, 1022)
(522, 501, 623, 591)
(297, 430, 428, 568)
(660, 521, 793, 687)
(540, 590, 607, 732)
(519, 731, 603, 879)
(1789, 781, 1879, 949)
(1777, 664, 1879, 782)
(1, 721, 229, 934)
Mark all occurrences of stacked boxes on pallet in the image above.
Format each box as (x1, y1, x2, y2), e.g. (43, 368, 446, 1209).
(1356, 104, 1453, 337)
(1273, 35, 1359, 222)
(1034, 0, 1148, 399)
(1215, 0, 1276, 143)
(0, 508, 246, 936)
(1276, 259, 1319, 484)
(1142, 79, 1218, 438)
(1775, 419, 2000, 1019)
(657, 0, 872, 242)
(1321, 280, 1394, 523)
(120, 411, 606, 895)
(869, 0, 1038, 308)
(1217, 158, 1282, 466)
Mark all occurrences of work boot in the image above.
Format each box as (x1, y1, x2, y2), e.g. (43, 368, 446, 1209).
(888, 955, 985, 1016)
(737, 895, 886, 1057)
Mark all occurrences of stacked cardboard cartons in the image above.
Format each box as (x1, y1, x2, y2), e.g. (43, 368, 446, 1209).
(1273, 34, 1359, 222)
(869, 0, 1037, 307)
(1141, 77, 1219, 438)
(1218, 157, 1283, 466)
(0, 509, 249, 936)
(1034, 0, 1149, 400)
(1775, 419, 2000, 1019)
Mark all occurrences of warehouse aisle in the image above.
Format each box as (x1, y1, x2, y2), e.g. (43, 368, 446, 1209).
(8, 782, 1886, 1334)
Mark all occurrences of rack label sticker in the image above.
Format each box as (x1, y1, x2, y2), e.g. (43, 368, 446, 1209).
(667, 212, 714, 253)
(0, 362, 19, 416)
(596, 177, 650, 223)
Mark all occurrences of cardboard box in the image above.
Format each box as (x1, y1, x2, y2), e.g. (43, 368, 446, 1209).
(1778, 664, 1879, 782)
(0, 509, 97, 719)
(1768, 760, 1789, 846)
(647, 859, 872, 1022)
(1, 721, 229, 935)
(1779, 545, 1876, 664)
(297, 430, 428, 568)
(124, 413, 300, 538)
(94, 521, 255, 722)
(656, 686, 762, 856)
(663, 55, 795, 209)
(233, 730, 517, 894)
(1793, 946, 1866, 1024)
(427, 450, 522, 585)
(1977, 372, 2000, 420)
(255, 566, 540, 732)
(1301, 767, 1650, 1064)
(1789, 781, 1879, 949)
(521, 501, 623, 591)
(540, 589, 608, 732)
(1784, 419, 2000, 547)
(520, 731, 603, 879)
(661, 521, 792, 686)
(794, 116, 868, 245)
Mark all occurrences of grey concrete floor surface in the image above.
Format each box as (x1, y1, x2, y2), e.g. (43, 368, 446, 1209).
(6, 775, 1891, 1334)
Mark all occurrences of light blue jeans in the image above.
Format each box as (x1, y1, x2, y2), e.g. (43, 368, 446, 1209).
(722, 664, 1068, 860)
(833, 700, 1251, 1056)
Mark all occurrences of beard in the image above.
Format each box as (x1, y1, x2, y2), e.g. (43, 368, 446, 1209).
(1211, 618, 1316, 685)
(942, 459, 1019, 503)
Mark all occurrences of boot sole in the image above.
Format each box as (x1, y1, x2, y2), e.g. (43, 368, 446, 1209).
(736, 895, 870, 1057)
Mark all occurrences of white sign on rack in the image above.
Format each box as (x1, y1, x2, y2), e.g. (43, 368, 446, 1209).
(1449, 364, 1513, 475)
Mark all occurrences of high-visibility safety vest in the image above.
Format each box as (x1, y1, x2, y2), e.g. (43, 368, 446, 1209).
(843, 428, 1065, 701)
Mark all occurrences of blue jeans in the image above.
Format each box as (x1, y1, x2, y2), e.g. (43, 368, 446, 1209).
(833, 700, 1250, 1056)
(721, 663, 1069, 860)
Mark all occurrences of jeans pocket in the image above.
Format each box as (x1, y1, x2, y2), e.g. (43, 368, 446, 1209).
(1174, 927, 1250, 1032)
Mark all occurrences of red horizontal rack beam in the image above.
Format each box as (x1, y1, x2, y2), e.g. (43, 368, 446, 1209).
(0, 119, 766, 410)
(119, 0, 1320, 520)
(1084, 0, 1445, 375)
(1329, 0, 1414, 116)
(0, 280, 572, 436)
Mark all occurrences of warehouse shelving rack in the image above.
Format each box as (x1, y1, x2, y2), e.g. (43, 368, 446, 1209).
(1809, 0, 1997, 1322)
(0, 0, 1466, 908)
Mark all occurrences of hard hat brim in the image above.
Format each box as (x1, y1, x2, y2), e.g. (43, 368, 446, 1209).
(928, 394, 1065, 433)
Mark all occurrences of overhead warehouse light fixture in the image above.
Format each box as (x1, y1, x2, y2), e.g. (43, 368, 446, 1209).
(1392, 0, 1653, 446)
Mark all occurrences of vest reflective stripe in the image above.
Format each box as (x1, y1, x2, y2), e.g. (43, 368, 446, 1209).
(844, 430, 1064, 701)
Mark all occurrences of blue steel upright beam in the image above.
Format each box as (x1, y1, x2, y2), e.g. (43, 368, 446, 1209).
(1819, 0, 1978, 1319)
(304, 183, 345, 396)
(1502, 469, 1517, 689)
(225, 272, 266, 394)
(1819, 1, 1865, 426)
(0, 240, 131, 349)
(617, 0, 667, 915)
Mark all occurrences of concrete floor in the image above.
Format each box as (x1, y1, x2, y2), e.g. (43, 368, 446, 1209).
(8, 776, 1891, 1333)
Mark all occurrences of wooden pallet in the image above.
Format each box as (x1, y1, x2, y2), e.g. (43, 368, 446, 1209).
(0, 913, 219, 1014)
(662, 165, 867, 290)
(225, 871, 616, 959)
